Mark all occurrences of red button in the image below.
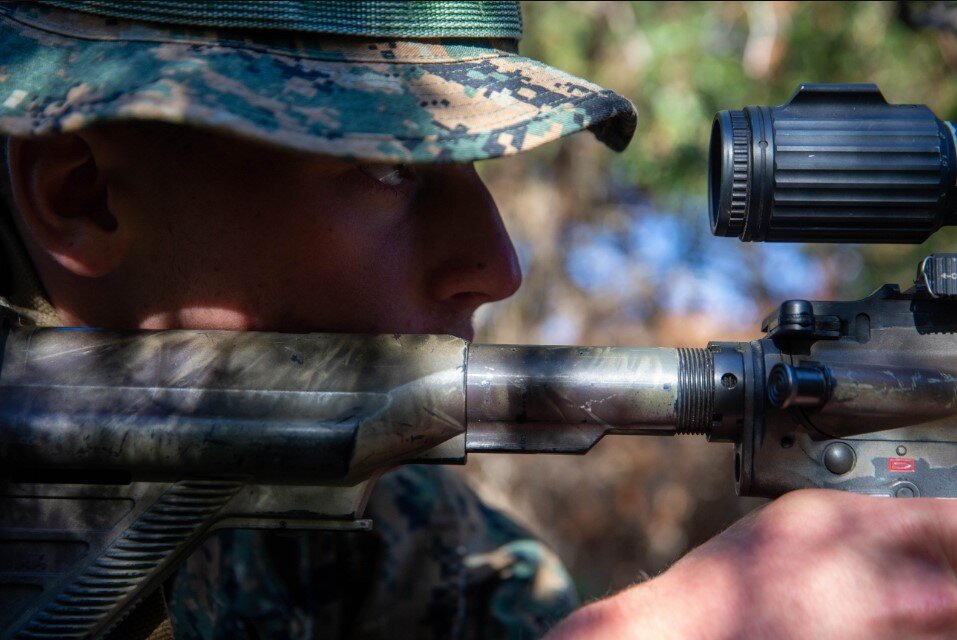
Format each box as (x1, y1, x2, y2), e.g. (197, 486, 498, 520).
(887, 458, 916, 473)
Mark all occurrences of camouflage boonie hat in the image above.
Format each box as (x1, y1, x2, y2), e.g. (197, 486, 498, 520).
(0, 0, 637, 162)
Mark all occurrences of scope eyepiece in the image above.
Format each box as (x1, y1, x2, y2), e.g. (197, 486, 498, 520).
(709, 83, 957, 243)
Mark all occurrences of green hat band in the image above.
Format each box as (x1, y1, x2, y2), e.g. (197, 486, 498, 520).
(39, 0, 524, 39)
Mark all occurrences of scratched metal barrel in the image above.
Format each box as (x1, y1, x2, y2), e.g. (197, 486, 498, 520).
(464, 344, 745, 453)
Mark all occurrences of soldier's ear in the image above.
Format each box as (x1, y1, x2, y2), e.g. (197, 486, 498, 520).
(6, 133, 130, 277)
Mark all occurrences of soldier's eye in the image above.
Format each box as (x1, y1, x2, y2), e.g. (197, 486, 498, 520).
(358, 163, 421, 189)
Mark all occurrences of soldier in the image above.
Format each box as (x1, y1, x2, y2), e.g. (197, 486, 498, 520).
(1, 2, 956, 639)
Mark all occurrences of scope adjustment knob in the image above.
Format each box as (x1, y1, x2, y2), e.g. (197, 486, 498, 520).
(917, 253, 957, 298)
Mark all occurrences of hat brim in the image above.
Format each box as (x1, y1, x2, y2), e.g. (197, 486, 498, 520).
(0, 3, 636, 162)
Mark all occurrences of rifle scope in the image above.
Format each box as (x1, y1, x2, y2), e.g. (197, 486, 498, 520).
(709, 83, 957, 243)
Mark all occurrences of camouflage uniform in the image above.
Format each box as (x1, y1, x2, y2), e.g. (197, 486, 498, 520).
(0, 2, 637, 638)
(168, 466, 578, 640)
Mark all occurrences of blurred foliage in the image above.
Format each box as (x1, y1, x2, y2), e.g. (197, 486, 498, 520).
(465, 1, 957, 602)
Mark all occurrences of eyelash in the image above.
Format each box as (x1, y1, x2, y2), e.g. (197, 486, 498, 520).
(357, 163, 422, 193)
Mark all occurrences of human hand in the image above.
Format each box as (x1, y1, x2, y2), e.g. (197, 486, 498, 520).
(546, 490, 957, 639)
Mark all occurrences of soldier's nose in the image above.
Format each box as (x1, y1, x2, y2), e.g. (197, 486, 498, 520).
(421, 164, 522, 307)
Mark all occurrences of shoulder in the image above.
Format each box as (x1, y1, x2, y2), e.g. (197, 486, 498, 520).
(362, 465, 580, 638)
(366, 464, 536, 550)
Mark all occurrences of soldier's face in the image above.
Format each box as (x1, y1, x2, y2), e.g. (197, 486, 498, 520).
(8, 123, 522, 339)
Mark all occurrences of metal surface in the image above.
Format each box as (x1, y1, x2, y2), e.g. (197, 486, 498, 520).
(740, 286, 957, 498)
(0, 328, 468, 640)
(813, 363, 957, 435)
(0, 329, 468, 482)
(465, 345, 683, 453)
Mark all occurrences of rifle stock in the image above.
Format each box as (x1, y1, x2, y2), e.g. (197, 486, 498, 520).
(0, 331, 468, 639)
(3, 282, 957, 638)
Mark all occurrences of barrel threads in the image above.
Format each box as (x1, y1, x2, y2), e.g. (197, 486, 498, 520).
(676, 348, 714, 435)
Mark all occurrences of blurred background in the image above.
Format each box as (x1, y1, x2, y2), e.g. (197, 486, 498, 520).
(465, 0, 957, 601)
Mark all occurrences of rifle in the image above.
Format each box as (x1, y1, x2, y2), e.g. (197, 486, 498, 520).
(3, 83, 957, 639)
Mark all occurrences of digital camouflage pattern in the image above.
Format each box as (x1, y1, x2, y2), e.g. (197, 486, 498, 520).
(0, 2, 636, 163)
(167, 465, 579, 639)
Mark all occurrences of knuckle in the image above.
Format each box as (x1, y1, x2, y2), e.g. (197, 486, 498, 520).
(772, 488, 848, 514)
(757, 489, 842, 535)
